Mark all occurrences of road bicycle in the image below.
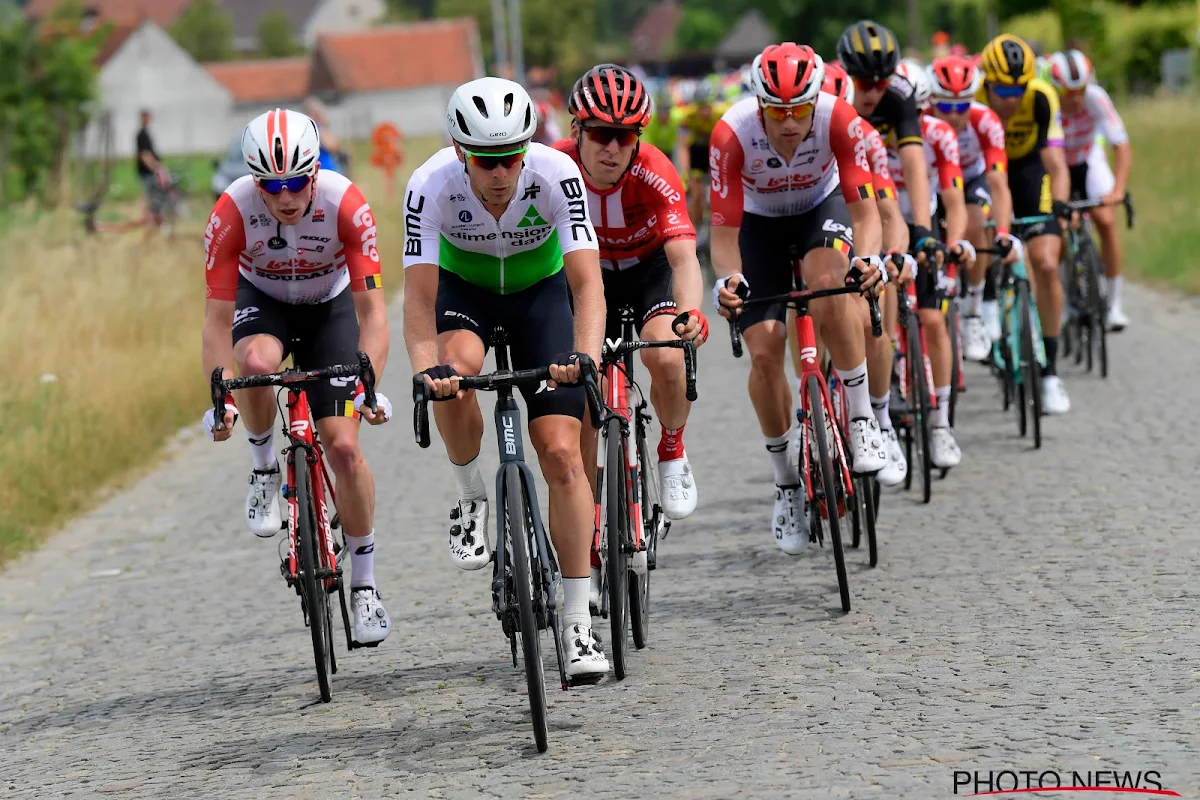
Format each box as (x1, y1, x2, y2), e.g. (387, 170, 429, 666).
(886, 253, 936, 504)
(412, 329, 605, 753)
(595, 307, 697, 680)
(727, 263, 882, 612)
(211, 351, 378, 703)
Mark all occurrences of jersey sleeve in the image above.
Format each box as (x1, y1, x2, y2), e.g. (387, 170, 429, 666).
(337, 182, 383, 291)
(1034, 87, 1064, 150)
(549, 159, 599, 254)
(973, 105, 1009, 173)
(829, 100, 877, 203)
(708, 118, 746, 227)
(400, 165, 445, 268)
(888, 78, 925, 148)
(930, 122, 965, 192)
(1087, 85, 1128, 146)
(863, 123, 896, 199)
(644, 146, 696, 241)
(203, 193, 246, 301)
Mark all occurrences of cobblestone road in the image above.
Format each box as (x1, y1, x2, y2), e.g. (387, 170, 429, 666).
(2, 283, 1198, 799)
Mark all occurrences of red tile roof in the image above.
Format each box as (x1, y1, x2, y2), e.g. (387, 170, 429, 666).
(94, 23, 137, 65)
(207, 58, 312, 104)
(313, 19, 480, 94)
(27, 0, 193, 27)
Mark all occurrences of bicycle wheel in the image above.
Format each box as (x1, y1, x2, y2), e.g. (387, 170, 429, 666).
(603, 417, 631, 680)
(1018, 282, 1043, 449)
(294, 452, 332, 703)
(856, 475, 878, 567)
(503, 465, 548, 752)
(947, 298, 962, 429)
(631, 413, 654, 650)
(1079, 234, 1108, 378)
(905, 316, 932, 504)
(806, 375, 850, 613)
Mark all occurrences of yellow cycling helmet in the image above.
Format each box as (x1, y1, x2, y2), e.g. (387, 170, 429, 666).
(980, 34, 1036, 86)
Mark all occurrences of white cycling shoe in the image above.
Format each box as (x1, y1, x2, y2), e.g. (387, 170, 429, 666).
(1107, 304, 1130, 332)
(877, 428, 908, 486)
(981, 300, 1002, 344)
(589, 564, 601, 615)
(350, 587, 391, 645)
(245, 466, 283, 538)
(773, 484, 807, 555)
(929, 426, 962, 469)
(848, 417, 888, 474)
(964, 315, 992, 362)
(658, 454, 697, 520)
(1042, 376, 1071, 416)
(448, 498, 491, 570)
(562, 623, 609, 682)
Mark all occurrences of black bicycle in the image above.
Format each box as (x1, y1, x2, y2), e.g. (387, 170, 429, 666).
(596, 307, 697, 679)
(412, 329, 604, 754)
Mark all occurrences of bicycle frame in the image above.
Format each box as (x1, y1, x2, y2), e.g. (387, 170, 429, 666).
(281, 389, 340, 592)
(895, 282, 938, 416)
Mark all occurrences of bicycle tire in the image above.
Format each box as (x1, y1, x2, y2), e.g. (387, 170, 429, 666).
(631, 414, 654, 650)
(947, 299, 962, 429)
(1018, 282, 1043, 449)
(1079, 234, 1108, 378)
(294, 452, 332, 703)
(604, 417, 631, 680)
(857, 475, 878, 567)
(806, 375, 850, 613)
(906, 316, 932, 504)
(504, 465, 549, 752)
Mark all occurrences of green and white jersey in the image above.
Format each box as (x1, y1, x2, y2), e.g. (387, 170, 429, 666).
(401, 144, 598, 294)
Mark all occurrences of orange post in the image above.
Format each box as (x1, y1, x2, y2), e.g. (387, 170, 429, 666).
(370, 122, 404, 199)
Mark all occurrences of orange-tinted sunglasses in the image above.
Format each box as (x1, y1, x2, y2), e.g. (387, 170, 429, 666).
(759, 102, 815, 121)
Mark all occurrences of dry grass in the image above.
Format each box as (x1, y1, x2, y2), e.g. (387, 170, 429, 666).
(0, 134, 442, 564)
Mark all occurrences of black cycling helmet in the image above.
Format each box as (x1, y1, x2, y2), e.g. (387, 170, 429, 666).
(836, 20, 901, 82)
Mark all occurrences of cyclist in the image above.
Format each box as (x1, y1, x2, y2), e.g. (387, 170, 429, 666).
(927, 54, 1016, 362)
(201, 108, 394, 646)
(674, 81, 730, 235)
(1046, 48, 1133, 331)
(401, 77, 610, 682)
(978, 34, 1071, 414)
(533, 100, 564, 146)
(888, 61, 968, 468)
(710, 43, 889, 555)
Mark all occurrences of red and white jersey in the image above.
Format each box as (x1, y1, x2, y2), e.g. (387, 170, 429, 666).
(708, 94, 876, 227)
(205, 171, 381, 305)
(861, 117, 897, 201)
(1061, 83, 1128, 167)
(552, 139, 695, 269)
(954, 102, 1008, 180)
(888, 115, 964, 222)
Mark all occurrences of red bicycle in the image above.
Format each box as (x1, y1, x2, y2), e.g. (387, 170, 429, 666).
(891, 272, 936, 504)
(728, 268, 881, 612)
(594, 306, 697, 680)
(211, 351, 377, 703)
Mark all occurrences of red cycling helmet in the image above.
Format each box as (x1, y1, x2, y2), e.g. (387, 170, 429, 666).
(568, 64, 652, 127)
(822, 60, 854, 102)
(929, 55, 982, 100)
(751, 42, 825, 105)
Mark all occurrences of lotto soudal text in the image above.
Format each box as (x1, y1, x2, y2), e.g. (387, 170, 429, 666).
(952, 769, 1178, 796)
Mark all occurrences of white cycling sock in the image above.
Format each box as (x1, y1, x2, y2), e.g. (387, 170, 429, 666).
(835, 361, 873, 421)
(765, 430, 800, 487)
(346, 530, 376, 589)
(1108, 275, 1123, 308)
(246, 426, 276, 470)
(451, 456, 488, 501)
(871, 394, 893, 431)
(934, 386, 951, 428)
(563, 576, 591, 631)
(968, 281, 986, 316)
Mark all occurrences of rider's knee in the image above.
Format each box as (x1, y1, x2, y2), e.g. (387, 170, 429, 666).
(918, 307, 947, 333)
(641, 345, 684, 383)
(238, 346, 278, 377)
(534, 428, 584, 486)
(746, 326, 786, 371)
(324, 431, 365, 476)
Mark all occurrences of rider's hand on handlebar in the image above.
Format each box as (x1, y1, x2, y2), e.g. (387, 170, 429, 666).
(421, 364, 463, 400)
(886, 251, 916, 284)
(951, 239, 977, 267)
(354, 390, 392, 425)
(712, 274, 747, 320)
(548, 352, 596, 388)
(852, 255, 889, 297)
(673, 309, 709, 345)
(995, 231, 1023, 265)
(202, 394, 238, 442)
(1101, 190, 1124, 207)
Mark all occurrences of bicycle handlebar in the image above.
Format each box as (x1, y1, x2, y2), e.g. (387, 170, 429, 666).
(411, 366, 606, 449)
(1013, 192, 1135, 230)
(211, 351, 377, 426)
(726, 274, 881, 359)
(602, 338, 698, 403)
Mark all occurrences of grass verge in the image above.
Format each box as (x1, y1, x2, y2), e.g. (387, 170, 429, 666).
(0, 134, 442, 565)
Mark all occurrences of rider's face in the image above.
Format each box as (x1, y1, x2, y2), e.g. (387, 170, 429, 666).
(458, 142, 527, 206)
(574, 122, 639, 189)
(1059, 88, 1086, 116)
(852, 78, 889, 116)
(759, 102, 813, 148)
(256, 170, 318, 225)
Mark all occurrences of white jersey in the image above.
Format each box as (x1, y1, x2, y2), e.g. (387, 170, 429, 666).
(401, 144, 598, 295)
(1060, 84, 1128, 167)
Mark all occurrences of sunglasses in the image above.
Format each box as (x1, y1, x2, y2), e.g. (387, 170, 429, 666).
(759, 102, 814, 121)
(462, 146, 528, 171)
(988, 83, 1027, 99)
(853, 76, 890, 92)
(582, 125, 641, 147)
(257, 175, 312, 195)
(934, 101, 972, 114)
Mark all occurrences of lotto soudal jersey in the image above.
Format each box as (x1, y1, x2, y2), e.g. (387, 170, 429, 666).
(954, 102, 1008, 181)
(401, 144, 598, 295)
(205, 170, 382, 305)
(887, 114, 964, 222)
(1060, 84, 1128, 167)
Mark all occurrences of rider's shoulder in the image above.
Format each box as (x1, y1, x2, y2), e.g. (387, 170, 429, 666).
(408, 146, 462, 190)
(522, 142, 585, 188)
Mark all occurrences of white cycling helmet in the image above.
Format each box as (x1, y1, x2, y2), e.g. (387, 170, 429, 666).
(1047, 49, 1093, 92)
(895, 59, 932, 106)
(241, 108, 321, 180)
(447, 77, 537, 148)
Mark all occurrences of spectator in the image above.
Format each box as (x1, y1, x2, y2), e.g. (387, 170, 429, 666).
(303, 96, 347, 174)
(136, 109, 170, 228)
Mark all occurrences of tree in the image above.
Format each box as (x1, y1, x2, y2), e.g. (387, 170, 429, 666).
(256, 9, 302, 58)
(675, 8, 726, 53)
(170, 0, 235, 63)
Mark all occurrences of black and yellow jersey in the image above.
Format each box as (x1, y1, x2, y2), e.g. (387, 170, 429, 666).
(978, 77, 1064, 162)
(673, 102, 732, 145)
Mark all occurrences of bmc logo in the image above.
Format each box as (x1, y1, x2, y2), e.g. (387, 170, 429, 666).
(501, 415, 517, 456)
(352, 203, 379, 262)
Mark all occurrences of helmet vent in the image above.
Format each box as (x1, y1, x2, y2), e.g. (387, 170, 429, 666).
(456, 110, 472, 135)
(503, 93, 514, 115)
(522, 103, 532, 130)
(473, 95, 489, 117)
(273, 139, 285, 172)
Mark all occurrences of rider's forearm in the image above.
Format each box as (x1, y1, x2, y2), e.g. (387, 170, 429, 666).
(571, 273, 605, 365)
(848, 200, 882, 258)
(880, 198, 909, 253)
(942, 191, 968, 243)
(710, 225, 741, 280)
(987, 172, 1013, 232)
(402, 291, 439, 375)
(900, 145, 933, 229)
(1111, 143, 1132, 198)
(201, 306, 235, 384)
(354, 296, 390, 380)
(664, 239, 704, 312)
(1044, 147, 1069, 202)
